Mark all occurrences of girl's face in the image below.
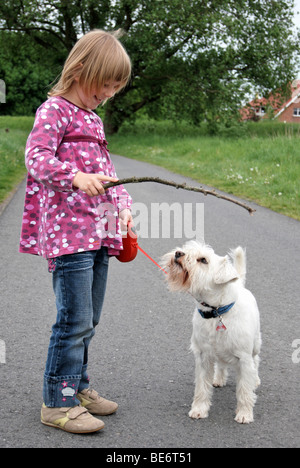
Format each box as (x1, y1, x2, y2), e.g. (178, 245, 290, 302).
(66, 80, 123, 111)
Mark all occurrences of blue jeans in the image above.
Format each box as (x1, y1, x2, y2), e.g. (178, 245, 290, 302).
(43, 248, 109, 407)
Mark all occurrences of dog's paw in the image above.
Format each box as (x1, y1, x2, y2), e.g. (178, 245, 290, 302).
(213, 367, 228, 388)
(213, 378, 227, 388)
(189, 406, 209, 420)
(235, 410, 254, 424)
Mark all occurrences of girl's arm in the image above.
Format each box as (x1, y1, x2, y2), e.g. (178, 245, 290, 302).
(25, 101, 79, 192)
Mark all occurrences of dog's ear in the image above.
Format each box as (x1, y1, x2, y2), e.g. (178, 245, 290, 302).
(214, 256, 239, 284)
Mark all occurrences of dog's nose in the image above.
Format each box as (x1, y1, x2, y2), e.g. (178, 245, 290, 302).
(175, 251, 185, 260)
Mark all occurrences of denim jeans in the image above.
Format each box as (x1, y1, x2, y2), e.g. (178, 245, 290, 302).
(43, 248, 109, 407)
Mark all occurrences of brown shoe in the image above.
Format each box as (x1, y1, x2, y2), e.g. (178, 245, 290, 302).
(77, 389, 118, 416)
(41, 404, 105, 434)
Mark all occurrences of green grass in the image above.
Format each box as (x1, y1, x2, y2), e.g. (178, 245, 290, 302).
(0, 116, 34, 204)
(0, 116, 299, 220)
(109, 119, 300, 220)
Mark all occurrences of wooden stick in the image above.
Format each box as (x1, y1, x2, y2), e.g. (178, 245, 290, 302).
(104, 177, 256, 215)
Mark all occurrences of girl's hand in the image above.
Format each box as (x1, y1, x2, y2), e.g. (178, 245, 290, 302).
(72, 171, 118, 196)
(119, 208, 133, 232)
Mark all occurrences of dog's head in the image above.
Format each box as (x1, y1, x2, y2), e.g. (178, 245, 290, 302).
(161, 241, 240, 298)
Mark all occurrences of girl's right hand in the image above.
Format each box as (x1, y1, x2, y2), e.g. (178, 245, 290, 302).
(72, 171, 118, 196)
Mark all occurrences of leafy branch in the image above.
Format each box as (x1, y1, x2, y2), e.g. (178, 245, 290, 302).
(104, 177, 256, 215)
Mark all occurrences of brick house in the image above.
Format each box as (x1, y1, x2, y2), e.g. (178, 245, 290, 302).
(241, 80, 300, 123)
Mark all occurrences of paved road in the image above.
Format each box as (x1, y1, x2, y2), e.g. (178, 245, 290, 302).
(0, 155, 299, 449)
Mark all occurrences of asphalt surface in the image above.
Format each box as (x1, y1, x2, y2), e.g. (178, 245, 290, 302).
(0, 154, 299, 449)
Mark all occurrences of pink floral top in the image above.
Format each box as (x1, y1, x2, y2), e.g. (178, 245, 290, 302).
(19, 96, 132, 259)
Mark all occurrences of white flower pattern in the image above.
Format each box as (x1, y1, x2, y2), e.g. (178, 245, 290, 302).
(19, 96, 132, 259)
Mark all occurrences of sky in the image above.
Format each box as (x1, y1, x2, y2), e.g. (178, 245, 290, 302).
(293, 0, 300, 77)
(294, 0, 300, 28)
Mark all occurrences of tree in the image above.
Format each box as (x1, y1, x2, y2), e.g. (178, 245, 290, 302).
(0, 30, 59, 115)
(0, 0, 299, 133)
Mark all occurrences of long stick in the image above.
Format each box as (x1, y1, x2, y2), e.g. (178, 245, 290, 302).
(104, 177, 256, 215)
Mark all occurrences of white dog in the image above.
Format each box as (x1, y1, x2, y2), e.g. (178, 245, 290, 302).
(162, 241, 261, 424)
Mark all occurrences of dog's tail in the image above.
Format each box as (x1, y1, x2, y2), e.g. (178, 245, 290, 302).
(232, 247, 246, 286)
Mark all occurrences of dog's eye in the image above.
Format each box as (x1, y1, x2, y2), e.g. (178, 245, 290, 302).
(197, 257, 208, 265)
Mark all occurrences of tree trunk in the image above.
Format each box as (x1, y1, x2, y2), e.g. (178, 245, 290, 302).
(104, 106, 120, 135)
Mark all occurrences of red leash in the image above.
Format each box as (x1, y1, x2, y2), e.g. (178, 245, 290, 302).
(116, 222, 168, 275)
(137, 245, 168, 275)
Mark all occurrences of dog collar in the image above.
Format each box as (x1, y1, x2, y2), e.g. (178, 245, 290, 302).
(198, 302, 235, 319)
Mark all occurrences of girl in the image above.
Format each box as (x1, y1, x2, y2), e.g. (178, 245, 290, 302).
(19, 30, 133, 434)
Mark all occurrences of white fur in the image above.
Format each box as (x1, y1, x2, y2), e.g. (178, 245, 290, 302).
(162, 241, 261, 424)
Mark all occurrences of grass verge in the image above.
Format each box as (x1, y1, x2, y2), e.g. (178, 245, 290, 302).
(109, 119, 300, 220)
(0, 116, 34, 204)
(0, 116, 299, 220)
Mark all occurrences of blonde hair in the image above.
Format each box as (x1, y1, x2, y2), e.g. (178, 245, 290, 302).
(48, 29, 131, 102)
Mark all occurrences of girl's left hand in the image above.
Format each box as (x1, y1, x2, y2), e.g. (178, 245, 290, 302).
(119, 209, 133, 231)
